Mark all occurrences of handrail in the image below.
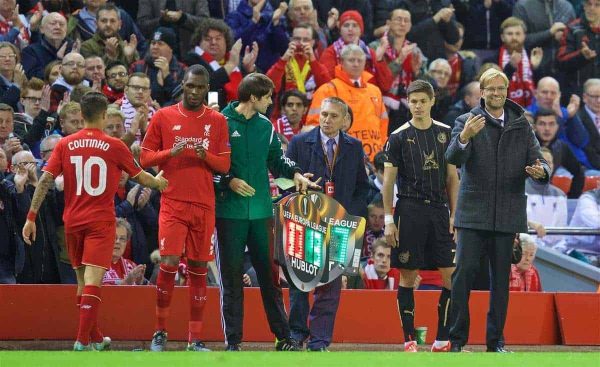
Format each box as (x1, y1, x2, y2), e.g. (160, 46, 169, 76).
(528, 227, 600, 235)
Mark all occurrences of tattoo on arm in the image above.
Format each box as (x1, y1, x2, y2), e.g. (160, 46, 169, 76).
(29, 172, 54, 213)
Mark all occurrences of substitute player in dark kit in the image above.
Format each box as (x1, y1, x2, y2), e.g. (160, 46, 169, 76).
(382, 80, 459, 352)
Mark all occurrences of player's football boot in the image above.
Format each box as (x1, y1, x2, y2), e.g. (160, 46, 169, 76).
(404, 341, 418, 352)
(150, 330, 168, 352)
(275, 338, 301, 351)
(92, 336, 112, 351)
(225, 344, 242, 351)
(186, 341, 211, 352)
(307, 347, 330, 352)
(73, 341, 95, 351)
(431, 341, 451, 352)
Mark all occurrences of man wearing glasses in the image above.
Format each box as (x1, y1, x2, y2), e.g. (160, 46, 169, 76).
(426, 58, 454, 121)
(116, 72, 156, 143)
(103, 61, 128, 103)
(446, 69, 549, 352)
(49, 52, 87, 113)
(14, 78, 44, 158)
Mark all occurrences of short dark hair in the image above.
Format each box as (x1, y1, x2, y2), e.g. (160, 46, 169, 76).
(373, 151, 388, 172)
(293, 23, 317, 41)
(191, 18, 234, 50)
(80, 92, 108, 122)
(98, 4, 120, 18)
(279, 89, 308, 108)
(534, 107, 557, 122)
(183, 64, 210, 82)
(105, 60, 127, 75)
(406, 80, 435, 100)
(237, 73, 274, 102)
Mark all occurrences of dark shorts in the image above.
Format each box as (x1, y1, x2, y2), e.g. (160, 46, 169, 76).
(391, 198, 456, 270)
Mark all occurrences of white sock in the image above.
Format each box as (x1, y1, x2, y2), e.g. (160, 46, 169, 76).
(433, 340, 449, 348)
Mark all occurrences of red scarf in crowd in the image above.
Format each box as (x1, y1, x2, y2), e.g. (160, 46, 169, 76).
(0, 14, 30, 49)
(195, 46, 241, 102)
(382, 33, 414, 110)
(102, 84, 124, 103)
(447, 53, 462, 98)
(499, 46, 534, 107)
(362, 259, 400, 290)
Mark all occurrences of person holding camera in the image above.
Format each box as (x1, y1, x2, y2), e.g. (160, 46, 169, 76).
(266, 23, 332, 120)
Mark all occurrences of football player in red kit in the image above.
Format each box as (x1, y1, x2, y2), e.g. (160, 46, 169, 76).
(141, 65, 231, 352)
(22, 92, 168, 351)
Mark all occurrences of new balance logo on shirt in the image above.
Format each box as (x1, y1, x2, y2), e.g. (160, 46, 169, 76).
(231, 130, 241, 138)
(172, 125, 181, 131)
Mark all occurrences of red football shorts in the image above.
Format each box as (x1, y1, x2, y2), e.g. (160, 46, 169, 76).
(65, 221, 116, 270)
(158, 199, 215, 262)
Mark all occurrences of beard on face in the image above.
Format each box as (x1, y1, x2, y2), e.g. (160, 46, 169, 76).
(63, 72, 83, 85)
(109, 83, 124, 92)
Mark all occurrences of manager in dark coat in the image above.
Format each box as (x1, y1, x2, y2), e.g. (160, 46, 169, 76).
(285, 96, 369, 351)
(445, 69, 549, 352)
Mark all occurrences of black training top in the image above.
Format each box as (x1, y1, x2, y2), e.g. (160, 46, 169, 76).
(385, 120, 451, 204)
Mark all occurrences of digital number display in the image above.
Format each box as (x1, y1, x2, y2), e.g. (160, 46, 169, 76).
(329, 226, 350, 263)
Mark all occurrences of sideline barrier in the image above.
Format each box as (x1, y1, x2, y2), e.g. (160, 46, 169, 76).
(1, 285, 596, 345)
(554, 293, 600, 345)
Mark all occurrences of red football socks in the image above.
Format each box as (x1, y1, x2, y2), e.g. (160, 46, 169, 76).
(76, 285, 101, 345)
(187, 266, 208, 342)
(155, 263, 178, 331)
(76, 293, 104, 343)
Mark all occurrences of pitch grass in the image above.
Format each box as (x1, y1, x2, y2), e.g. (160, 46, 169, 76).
(1, 352, 599, 367)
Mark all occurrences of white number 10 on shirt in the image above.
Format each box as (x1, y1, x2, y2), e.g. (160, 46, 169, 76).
(70, 156, 107, 196)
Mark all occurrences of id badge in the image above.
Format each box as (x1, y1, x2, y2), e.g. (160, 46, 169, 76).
(325, 181, 335, 197)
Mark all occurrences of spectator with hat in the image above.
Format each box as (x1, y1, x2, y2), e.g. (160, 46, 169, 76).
(129, 27, 186, 106)
(320, 10, 392, 93)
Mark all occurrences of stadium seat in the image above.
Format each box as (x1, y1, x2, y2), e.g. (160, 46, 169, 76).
(583, 176, 599, 192)
(552, 175, 571, 195)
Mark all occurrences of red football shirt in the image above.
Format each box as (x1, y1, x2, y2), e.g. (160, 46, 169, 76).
(43, 128, 142, 228)
(141, 103, 230, 207)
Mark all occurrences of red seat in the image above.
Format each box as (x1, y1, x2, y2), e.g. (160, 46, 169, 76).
(552, 175, 571, 195)
(583, 176, 600, 192)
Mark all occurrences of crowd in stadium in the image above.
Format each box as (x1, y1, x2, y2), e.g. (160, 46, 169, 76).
(0, 0, 598, 291)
